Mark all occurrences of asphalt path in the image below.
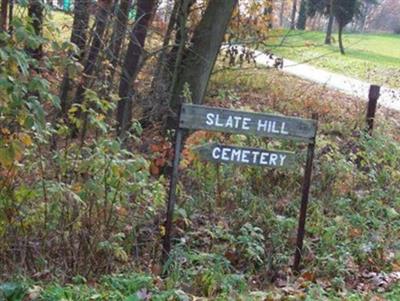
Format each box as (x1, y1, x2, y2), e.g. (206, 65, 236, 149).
(228, 46, 400, 111)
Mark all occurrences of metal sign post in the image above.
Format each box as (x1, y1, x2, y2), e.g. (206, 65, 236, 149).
(293, 113, 318, 272)
(161, 127, 183, 265)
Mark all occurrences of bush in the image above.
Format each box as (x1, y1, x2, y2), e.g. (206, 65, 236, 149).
(0, 16, 166, 278)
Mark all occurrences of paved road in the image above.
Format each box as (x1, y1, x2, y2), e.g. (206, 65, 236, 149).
(232, 46, 400, 111)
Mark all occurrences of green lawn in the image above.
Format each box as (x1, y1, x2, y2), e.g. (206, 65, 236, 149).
(45, 9, 73, 41)
(266, 30, 400, 88)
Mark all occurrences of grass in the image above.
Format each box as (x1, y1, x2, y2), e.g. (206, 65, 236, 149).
(45, 9, 73, 42)
(2, 64, 400, 301)
(13, 5, 74, 42)
(2, 273, 400, 300)
(264, 30, 400, 88)
(3, 9, 400, 301)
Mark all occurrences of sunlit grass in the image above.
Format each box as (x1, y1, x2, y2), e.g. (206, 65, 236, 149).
(44, 9, 73, 42)
(265, 30, 400, 88)
(12, 5, 73, 42)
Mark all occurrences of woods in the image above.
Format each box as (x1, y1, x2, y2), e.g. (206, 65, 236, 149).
(0, 0, 400, 299)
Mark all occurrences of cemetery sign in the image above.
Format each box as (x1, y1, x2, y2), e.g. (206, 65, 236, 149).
(162, 103, 318, 272)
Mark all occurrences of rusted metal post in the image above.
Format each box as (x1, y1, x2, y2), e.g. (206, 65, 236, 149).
(366, 85, 381, 135)
(161, 126, 184, 265)
(293, 113, 318, 272)
(0, 0, 8, 31)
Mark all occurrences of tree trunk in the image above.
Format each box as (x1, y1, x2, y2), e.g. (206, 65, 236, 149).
(59, 0, 91, 114)
(79, 0, 113, 84)
(0, 0, 8, 31)
(170, 0, 237, 113)
(116, 0, 157, 137)
(290, 0, 297, 29)
(144, 0, 195, 127)
(279, 0, 285, 27)
(359, 3, 370, 32)
(149, 0, 182, 98)
(325, 12, 334, 44)
(71, 0, 91, 57)
(71, 0, 113, 138)
(28, 0, 43, 59)
(156, 0, 181, 72)
(338, 24, 345, 54)
(108, 0, 132, 78)
(296, 0, 306, 30)
(168, 0, 195, 67)
(8, 0, 13, 34)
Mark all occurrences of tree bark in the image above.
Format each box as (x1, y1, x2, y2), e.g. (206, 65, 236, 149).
(359, 3, 371, 33)
(0, 0, 8, 31)
(71, 0, 113, 138)
(108, 0, 132, 78)
(296, 0, 307, 30)
(170, 0, 237, 113)
(338, 24, 345, 54)
(71, 0, 91, 57)
(325, 12, 334, 44)
(28, 0, 43, 59)
(7, 0, 12, 34)
(60, 0, 91, 115)
(156, 0, 181, 73)
(149, 0, 181, 97)
(279, 0, 285, 27)
(290, 0, 297, 29)
(116, 0, 157, 137)
(144, 0, 195, 127)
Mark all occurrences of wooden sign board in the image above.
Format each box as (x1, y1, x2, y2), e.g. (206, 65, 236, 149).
(180, 104, 317, 142)
(195, 143, 295, 168)
(163, 103, 318, 273)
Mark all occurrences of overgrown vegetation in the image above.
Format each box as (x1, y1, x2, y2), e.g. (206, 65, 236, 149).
(1, 1, 400, 300)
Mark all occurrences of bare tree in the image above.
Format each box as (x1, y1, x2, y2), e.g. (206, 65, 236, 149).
(279, 0, 286, 27)
(60, 0, 91, 115)
(145, 0, 195, 126)
(116, 0, 157, 137)
(108, 0, 132, 80)
(71, 0, 91, 56)
(290, 0, 297, 29)
(72, 0, 114, 138)
(325, 0, 334, 44)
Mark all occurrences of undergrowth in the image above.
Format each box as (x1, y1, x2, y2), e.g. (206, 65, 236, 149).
(1, 13, 400, 300)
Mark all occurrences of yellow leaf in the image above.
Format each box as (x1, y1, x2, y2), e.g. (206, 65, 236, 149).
(19, 133, 32, 146)
(96, 114, 105, 121)
(114, 248, 128, 262)
(69, 106, 78, 113)
(0, 147, 14, 167)
(8, 60, 18, 76)
(159, 225, 166, 237)
(72, 183, 82, 193)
